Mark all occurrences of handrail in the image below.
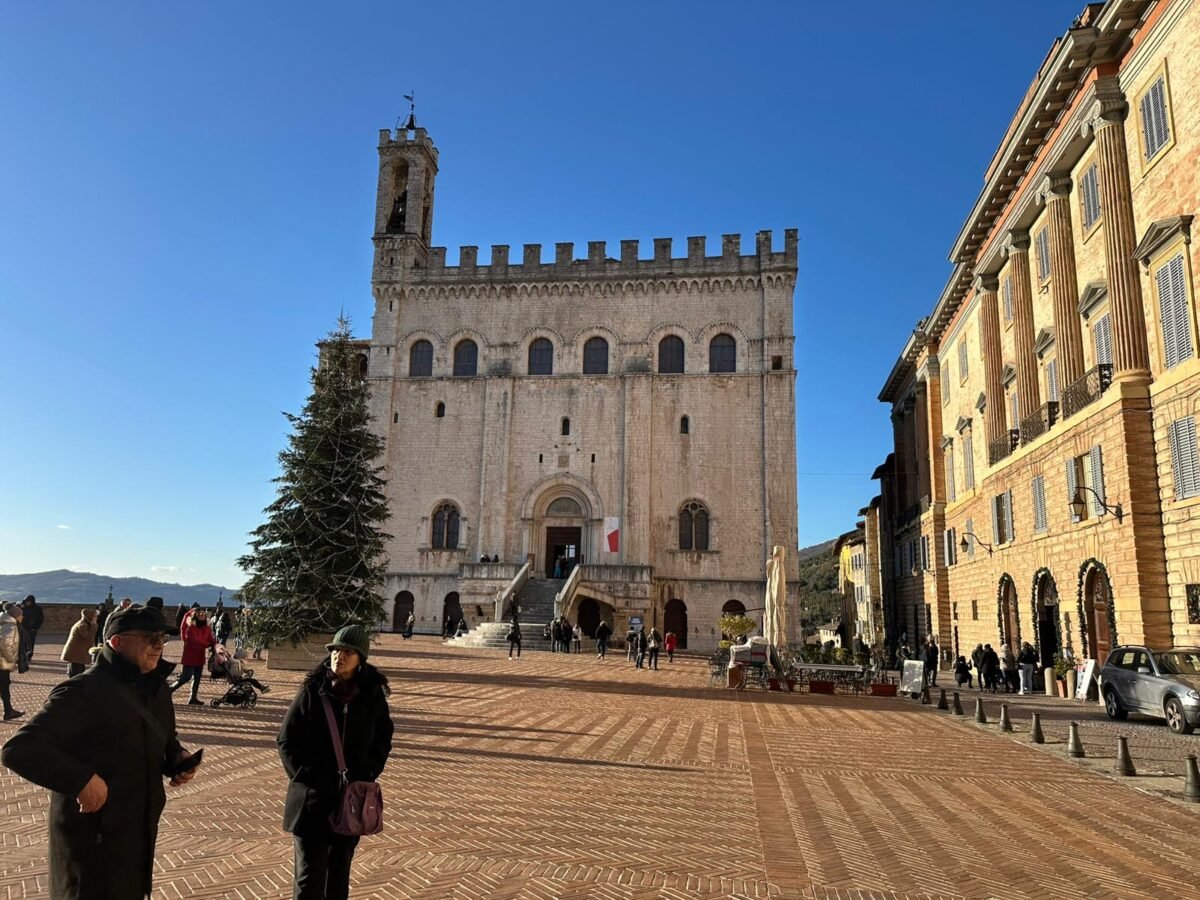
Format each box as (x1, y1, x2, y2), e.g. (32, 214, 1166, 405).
(554, 564, 583, 619)
(494, 561, 531, 621)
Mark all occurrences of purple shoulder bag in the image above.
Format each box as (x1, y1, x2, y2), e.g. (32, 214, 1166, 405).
(320, 694, 384, 836)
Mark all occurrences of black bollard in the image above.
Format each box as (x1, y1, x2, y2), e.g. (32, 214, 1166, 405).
(1067, 722, 1085, 758)
(999, 703, 1013, 732)
(952, 691, 964, 716)
(974, 697, 988, 724)
(1185, 755, 1200, 802)
(937, 688, 948, 711)
(1114, 736, 1136, 776)
(1029, 712, 1045, 744)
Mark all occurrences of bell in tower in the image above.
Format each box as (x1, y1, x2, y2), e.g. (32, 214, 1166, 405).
(373, 101, 439, 277)
(386, 189, 407, 234)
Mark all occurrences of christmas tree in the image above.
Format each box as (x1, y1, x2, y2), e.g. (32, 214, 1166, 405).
(238, 316, 391, 646)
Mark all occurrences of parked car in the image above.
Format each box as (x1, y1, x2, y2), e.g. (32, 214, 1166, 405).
(1100, 646, 1200, 734)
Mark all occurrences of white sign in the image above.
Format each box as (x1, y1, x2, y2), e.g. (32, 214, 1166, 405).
(901, 659, 926, 698)
(629, 616, 643, 632)
(1075, 659, 1097, 700)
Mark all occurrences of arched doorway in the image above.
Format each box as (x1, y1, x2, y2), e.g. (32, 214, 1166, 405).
(664, 598, 688, 649)
(1083, 564, 1115, 662)
(577, 597, 600, 637)
(998, 576, 1021, 648)
(1035, 571, 1060, 669)
(543, 496, 585, 577)
(442, 592, 463, 635)
(393, 591, 414, 632)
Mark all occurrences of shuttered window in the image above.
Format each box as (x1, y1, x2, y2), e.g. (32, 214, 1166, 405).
(1080, 163, 1102, 229)
(943, 528, 957, 567)
(1169, 417, 1200, 500)
(1003, 277, 1013, 321)
(992, 493, 1013, 545)
(1089, 445, 1106, 517)
(1032, 474, 1048, 533)
(1067, 457, 1083, 523)
(658, 335, 685, 374)
(946, 447, 956, 502)
(963, 434, 975, 489)
(921, 535, 930, 571)
(1004, 489, 1014, 543)
(1140, 76, 1171, 160)
(965, 517, 975, 558)
(959, 339, 969, 381)
(1010, 392, 1020, 427)
(1157, 253, 1194, 369)
(1094, 313, 1114, 367)
(1046, 358, 1060, 403)
(1036, 227, 1051, 282)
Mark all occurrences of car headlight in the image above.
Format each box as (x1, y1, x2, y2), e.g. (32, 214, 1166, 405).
(1187, 690, 1200, 701)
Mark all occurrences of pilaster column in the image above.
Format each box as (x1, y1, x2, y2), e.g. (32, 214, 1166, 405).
(890, 407, 909, 514)
(1082, 79, 1150, 381)
(1002, 229, 1041, 421)
(913, 384, 929, 502)
(975, 273, 1007, 446)
(1037, 174, 1086, 387)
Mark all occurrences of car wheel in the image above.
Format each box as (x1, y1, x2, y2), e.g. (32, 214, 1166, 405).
(1165, 697, 1194, 735)
(1103, 688, 1127, 720)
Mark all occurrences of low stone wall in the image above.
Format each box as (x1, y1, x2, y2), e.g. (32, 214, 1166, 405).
(266, 635, 333, 672)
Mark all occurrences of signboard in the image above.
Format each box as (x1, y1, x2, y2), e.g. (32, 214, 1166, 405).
(1075, 658, 1097, 700)
(629, 616, 643, 632)
(901, 659, 926, 698)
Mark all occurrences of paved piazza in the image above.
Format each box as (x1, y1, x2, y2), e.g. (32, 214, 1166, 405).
(4, 636, 1200, 899)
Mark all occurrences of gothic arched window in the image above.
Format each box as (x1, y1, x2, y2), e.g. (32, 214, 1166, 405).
(453, 340, 478, 377)
(678, 500, 710, 551)
(529, 338, 554, 375)
(409, 340, 433, 377)
(658, 335, 685, 374)
(583, 336, 609, 374)
(709, 333, 736, 373)
(432, 502, 460, 550)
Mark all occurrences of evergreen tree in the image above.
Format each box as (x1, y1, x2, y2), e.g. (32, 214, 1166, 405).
(238, 316, 391, 646)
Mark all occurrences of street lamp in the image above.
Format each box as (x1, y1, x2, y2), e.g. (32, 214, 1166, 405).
(959, 532, 993, 557)
(1071, 485, 1124, 523)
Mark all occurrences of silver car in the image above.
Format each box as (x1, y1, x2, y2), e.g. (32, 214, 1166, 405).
(1100, 646, 1200, 734)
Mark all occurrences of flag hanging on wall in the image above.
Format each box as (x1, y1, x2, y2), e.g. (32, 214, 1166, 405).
(604, 517, 620, 553)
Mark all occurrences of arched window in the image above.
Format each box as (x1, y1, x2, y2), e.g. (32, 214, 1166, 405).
(435, 401, 445, 418)
(453, 340, 478, 377)
(583, 336, 609, 374)
(680, 415, 690, 435)
(678, 500, 710, 551)
(561, 417, 570, 436)
(721, 599, 746, 616)
(529, 338, 554, 375)
(709, 333, 736, 373)
(658, 335, 685, 373)
(409, 340, 433, 377)
(431, 502, 460, 550)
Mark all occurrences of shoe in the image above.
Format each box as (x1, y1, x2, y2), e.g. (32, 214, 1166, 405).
(260, 685, 271, 693)
(3, 710, 23, 720)
(188, 699, 203, 706)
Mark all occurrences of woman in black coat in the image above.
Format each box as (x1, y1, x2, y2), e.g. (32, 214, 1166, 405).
(277, 625, 394, 900)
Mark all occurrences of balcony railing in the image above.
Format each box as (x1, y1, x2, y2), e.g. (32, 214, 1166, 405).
(1019, 401, 1059, 446)
(1061, 363, 1114, 420)
(989, 429, 1020, 465)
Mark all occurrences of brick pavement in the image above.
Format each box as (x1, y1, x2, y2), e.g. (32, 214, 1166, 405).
(2, 636, 1200, 899)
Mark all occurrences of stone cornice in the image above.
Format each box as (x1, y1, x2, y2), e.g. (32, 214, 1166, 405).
(376, 273, 792, 303)
(955, 415, 973, 434)
(1133, 216, 1193, 269)
(1078, 281, 1109, 318)
(1033, 326, 1056, 358)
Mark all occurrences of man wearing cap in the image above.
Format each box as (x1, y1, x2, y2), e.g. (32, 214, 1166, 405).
(1, 604, 202, 900)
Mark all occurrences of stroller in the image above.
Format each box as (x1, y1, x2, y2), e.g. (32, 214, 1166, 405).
(209, 643, 270, 708)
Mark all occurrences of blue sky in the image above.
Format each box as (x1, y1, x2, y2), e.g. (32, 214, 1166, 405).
(0, 1, 1085, 588)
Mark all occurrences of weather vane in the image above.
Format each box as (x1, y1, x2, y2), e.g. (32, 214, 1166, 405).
(399, 91, 417, 131)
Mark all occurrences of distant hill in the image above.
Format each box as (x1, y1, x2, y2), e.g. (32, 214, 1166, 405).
(796, 538, 836, 562)
(0, 570, 235, 607)
(794, 539, 841, 636)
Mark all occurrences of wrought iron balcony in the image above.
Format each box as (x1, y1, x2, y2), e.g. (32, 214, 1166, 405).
(1019, 401, 1059, 446)
(1061, 364, 1114, 420)
(988, 429, 1020, 465)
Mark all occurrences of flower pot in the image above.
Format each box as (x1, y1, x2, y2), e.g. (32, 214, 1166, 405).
(267, 633, 334, 671)
(808, 680, 836, 694)
(869, 682, 898, 697)
(1056, 678, 1067, 698)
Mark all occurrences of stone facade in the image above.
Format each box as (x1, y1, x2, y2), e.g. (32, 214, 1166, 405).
(865, 0, 1200, 671)
(353, 126, 800, 653)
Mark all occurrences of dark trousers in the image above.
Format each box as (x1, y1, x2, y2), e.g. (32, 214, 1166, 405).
(25, 628, 39, 662)
(635, 650, 645, 669)
(648, 648, 659, 670)
(596, 637, 608, 658)
(0, 670, 13, 714)
(667, 649, 674, 662)
(293, 832, 360, 900)
(171, 665, 203, 700)
(508, 640, 521, 658)
(66, 662, 85, 677)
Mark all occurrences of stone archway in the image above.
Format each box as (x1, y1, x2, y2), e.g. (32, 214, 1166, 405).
(664, 598, 688, 649)
(1078, 560, 1117, 662)
(1032, 569, 1060, 669)
(997, 575, 1021, 649)
(393, 591, 414, 632)
(520, 474, 602, 577)
(442, 592, 463, 635)
(575, 596, 614, 638)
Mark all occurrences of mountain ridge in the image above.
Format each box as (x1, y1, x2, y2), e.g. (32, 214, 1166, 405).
(0, 569, 235, 607)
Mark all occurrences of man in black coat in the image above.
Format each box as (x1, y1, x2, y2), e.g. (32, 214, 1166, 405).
(1, 605, 202, 900)
(20, 596, 44, 664)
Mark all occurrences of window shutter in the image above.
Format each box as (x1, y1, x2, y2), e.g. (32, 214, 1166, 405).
(1003, 277, 1013, 320)
(1037, 228, 1051, 281)
(1066, 459, 1080, 523)
(966, 518, 975, 558)
(1010, 392, 1020, 427)
(991, 495, 1001, 544)
(1142, 78, 1170, 158)
(1170, 417, 1200, 500)
(1081, 164, 1101, 228)
(1158, 254, 1193, 369)
(1089, 445, 1106, 516)
(1047, 359, 1059, 403)
(1095, 314, 1113, 367)
(1004, 489, 1015, 542)
(1032, 475, 1047, 533)
(959, 340, 969, 379)
(1140, 87, 1156, 159)
(964, 435, 975, 489)
(1158, 260, 1181, 368)
(947, 448, 956, 501)
(942, 530, 950, 568)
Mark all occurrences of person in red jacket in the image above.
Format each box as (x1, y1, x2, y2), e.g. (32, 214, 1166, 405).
(171, 609, 216, 705)
(664, 631, 678, 663)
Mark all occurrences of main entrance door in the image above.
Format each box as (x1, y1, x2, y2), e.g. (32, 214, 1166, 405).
(664, 598, 688, 649)
(545, 527, 581, 577)
(1036, 574, 1060, 669)
(1086, 567, 1113, 662)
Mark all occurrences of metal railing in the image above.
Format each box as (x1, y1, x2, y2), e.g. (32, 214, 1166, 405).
(1019, 401, 1059, 446)
(493, 561, 531, 621)
(1061, 364, 1114, 420)
(988, 429, 1020, 465)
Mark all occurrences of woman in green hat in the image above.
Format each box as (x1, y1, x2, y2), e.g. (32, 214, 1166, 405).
(277, 624, 394, 900)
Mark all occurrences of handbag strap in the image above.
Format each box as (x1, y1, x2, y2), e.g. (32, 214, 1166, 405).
(320, 694, 349, 779)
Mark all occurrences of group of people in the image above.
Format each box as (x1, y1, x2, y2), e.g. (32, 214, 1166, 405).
(543, 616, 582, 653)
(954, 641, 1041, 694)
(895, 637, 943, 687)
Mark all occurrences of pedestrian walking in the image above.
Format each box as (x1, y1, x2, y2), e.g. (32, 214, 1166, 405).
(1001, 643, 1019, 693)
(20, 596, 44, 665)
(559, 617, 573, 653)
(507, 618, 522, 659)
(572, 623, 582, 653)
(980, 643, 1001, 692)
(1, 604, 202, 899)
(971, 643, 985, 691)
(646, 628, 661, 670)
(7, 605, 31, 675)
(550, 619, 561, 653)
(595, 619, 612, 659)
(953, 655, 973, 689)
(1018, 642, 1037, 694)
(664, 630, 677, 663)
(923, 638, 939, 686)
(175, 603, 188, 631)
(635, 629, 648, 669)
(402, 612, 414, 639)
(0, 604, 25, 720)
(625, 629, 637, 661)
(171, 609, 216, 705)
(278, 625, 394, 900)
(95, 599, 114, 647)
(60, 608, 98, 677)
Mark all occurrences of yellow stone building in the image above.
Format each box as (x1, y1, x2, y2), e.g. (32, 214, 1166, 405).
(869, 0, 1200, 672)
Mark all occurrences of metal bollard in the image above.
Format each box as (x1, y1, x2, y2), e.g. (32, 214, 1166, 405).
(952, 691, 964, 716)
(1029, 712, 1045, 744)
(1067, 722, 1085, 758)
(1185, 754, 1200, 802)
(974, 697, 988, 724)
(937, 688, 948, 711)
(1114, 736, 1135, 776)
(999, 703, 1013, 732)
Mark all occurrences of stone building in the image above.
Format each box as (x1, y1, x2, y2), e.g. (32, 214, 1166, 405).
(868, 0, 1200, 674)
(353, 123, 800, 653)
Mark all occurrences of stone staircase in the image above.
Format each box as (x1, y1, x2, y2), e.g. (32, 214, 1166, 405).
(444, 577, 565, 651)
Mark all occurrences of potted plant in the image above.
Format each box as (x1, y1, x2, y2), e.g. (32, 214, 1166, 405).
(1053, 653, 1075, 698)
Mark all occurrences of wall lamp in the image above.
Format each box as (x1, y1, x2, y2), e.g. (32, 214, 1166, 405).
(1071, 486, 1124, 523)
(959, 532, 993, 557)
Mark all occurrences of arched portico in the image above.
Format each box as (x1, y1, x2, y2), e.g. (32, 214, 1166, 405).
(519, 474, 604, 576)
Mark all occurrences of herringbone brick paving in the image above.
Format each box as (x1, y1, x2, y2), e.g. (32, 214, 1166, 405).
(2, 636, 1199, 898)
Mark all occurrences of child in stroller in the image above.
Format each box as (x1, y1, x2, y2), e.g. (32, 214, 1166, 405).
(209, 643, 270, 708)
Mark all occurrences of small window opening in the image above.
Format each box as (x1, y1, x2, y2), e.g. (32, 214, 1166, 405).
(591, 453, 595, 463)
(680, 415, 690, 435)
(771, 355, 783, 370)
(392, 412, 399, 424)
(561, 417, 570, 436)
(435, 402, 445, 418)
(538, 453, 543, 464)
(388, 299, 394, 311)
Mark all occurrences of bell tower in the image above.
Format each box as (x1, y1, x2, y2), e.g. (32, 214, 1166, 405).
(372, 108, 438, 282)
